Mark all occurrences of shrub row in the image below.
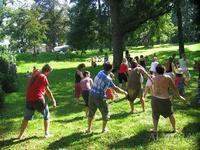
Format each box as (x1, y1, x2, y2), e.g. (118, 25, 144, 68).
(0, 49, 18, 108)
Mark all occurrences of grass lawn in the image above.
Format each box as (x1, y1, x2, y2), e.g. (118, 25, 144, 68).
(0, 43, 200, 150)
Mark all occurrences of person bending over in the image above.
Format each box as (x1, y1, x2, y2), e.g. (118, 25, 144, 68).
(18, 64, 56, 139)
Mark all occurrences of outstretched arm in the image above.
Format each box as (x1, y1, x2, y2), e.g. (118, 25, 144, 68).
(169, 78, 186, 103)
(46, 86, 56, 107)
(113, 85, 128, 96)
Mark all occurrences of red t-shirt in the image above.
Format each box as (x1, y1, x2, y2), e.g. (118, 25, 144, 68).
(119, 63, 128, 73)
(26, 73, 49, 101)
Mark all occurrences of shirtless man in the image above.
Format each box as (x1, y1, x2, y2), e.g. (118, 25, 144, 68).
(151, 64, 186, 136)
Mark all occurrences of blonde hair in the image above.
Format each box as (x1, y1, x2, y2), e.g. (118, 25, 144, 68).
(122, 58, 127, 63)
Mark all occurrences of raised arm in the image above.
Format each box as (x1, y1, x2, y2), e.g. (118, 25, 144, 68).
(140, 67, 153, 83)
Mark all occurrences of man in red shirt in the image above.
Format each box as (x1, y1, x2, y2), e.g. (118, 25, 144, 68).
(18, 64, 56, 139)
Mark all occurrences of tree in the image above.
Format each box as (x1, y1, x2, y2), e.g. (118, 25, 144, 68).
(34, 0, 69, 51)
(174, 0, 185, 57)
(67, 0, 99, 51)
(126, 14, 176, 47)
(172, 0, 199, 43)
(5, 8, 47, 52)
(108, 0, 173, 69)
(0, 7, 12, 40)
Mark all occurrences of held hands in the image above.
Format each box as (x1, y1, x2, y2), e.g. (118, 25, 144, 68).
(124, 91, 128, 96)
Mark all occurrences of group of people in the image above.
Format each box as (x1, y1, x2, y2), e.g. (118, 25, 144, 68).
(17, 51, 199, 140)
(73, 52, 189, 138)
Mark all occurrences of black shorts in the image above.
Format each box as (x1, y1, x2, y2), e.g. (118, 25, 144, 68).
(82, 90, 89, 107)
(118, 73, 128, 83)
(151, 96, 173, 120)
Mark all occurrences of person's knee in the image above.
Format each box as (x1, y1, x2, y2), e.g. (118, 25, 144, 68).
(43, 107, 50, 120)
(88, 109, 95, 119)
(102, 114, 110, 121)
(152, 114, 159, 120)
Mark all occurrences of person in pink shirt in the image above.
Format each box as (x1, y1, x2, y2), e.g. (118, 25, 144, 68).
(80, 71, 93, 117)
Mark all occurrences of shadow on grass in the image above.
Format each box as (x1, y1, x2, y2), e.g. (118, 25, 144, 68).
(110, 111, 130, 120)
(53, 116, 84, 124)
(47, 132, 95, 150)
(0, 136, 38, 149)
(109, 130, 152, 149)
(182, 122, 200, 137)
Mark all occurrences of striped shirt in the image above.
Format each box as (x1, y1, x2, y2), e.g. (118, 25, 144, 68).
(90, 70, 115, 98)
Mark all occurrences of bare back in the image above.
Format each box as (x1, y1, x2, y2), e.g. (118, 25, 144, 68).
(152, 74, 173, 98)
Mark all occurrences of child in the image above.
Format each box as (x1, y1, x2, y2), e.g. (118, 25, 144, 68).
(74, 63, 85, 103)
(106, 72, 118, 101)
(175, 68, 187, 97)
(144, 71, 154, 98)
(118, 58, 129, 89)
(80, 71, 93, 117)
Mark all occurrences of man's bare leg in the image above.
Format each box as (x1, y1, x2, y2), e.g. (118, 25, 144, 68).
(140, 96, 145, 112)
(86, 117, 93, 133)
(18, 119, 28, 139)
(169, 115, 176, 132)
(129, 101, 134, 113)
(44, 120, 49, 135)
(153, 119, 159, 133)
(102, 120, 108, 133)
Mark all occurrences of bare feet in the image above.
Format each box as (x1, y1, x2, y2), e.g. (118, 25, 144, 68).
(102, 128, 109, 133)
(17, 135, 22, 140)
(85, 129, 92, 133)
(149, 129, 158, 140)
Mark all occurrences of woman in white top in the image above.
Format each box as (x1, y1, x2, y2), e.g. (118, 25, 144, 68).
(178, 54, 190, 80)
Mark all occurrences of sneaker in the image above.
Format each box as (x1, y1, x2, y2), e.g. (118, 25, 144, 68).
(44, 134, 53, 138)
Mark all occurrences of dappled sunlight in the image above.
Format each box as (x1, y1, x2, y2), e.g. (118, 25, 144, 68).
(1, 43, 199, 149)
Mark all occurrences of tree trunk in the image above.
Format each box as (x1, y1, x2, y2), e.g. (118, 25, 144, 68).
(110, 0, 124, 70)
(107, 4, 112, 51)
(175, 0, 185, 58)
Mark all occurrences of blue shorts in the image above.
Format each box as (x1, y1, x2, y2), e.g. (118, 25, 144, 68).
(24, 100, 50, 120)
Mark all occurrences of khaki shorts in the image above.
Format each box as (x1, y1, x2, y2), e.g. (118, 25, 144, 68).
(88, 95, 109, 121)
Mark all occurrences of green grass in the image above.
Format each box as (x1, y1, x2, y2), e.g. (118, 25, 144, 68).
(0, 43, 200, 150)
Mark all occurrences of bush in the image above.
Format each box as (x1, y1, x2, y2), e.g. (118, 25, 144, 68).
(2, 75, 18, 93)
(0, 50, 18, 95)
(0, 86, 5, 108)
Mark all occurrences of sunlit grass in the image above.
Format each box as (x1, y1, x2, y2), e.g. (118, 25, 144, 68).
(0, 43, 199, 150)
